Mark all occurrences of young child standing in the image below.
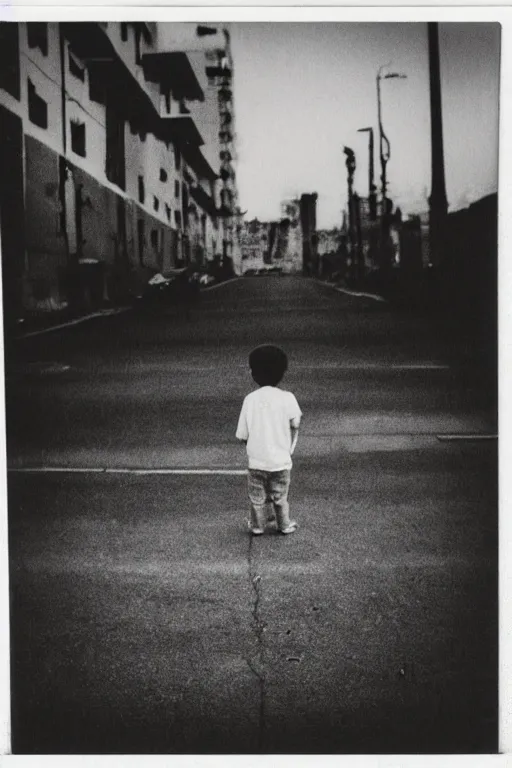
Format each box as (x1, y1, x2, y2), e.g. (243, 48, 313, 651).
(236, 345, 302, 535)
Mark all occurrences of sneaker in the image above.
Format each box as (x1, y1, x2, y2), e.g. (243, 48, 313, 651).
(247, 520, 264, 535)
(279, 522, 298, 535)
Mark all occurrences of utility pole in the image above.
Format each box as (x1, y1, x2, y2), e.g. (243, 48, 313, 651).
(357, 127, 377, 220)
(344, 146, 357, 284)
(428, 22, 448, 267)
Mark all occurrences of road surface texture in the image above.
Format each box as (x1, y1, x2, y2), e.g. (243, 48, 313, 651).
(6, 276, 498, 754)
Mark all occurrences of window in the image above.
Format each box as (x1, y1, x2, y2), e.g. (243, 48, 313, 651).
(174, 180, 180, 198)
(173, 145, 181, 171)
(165, 204, 171, 221)
(27, 23, 48, 56)
(153, 196, 159, 212)
(89, 66, 106, 105)
(135, 26, 142, 65)
(159, 168, 168, 183)
(138, 175, 145, 204)
(68, 48, 85, 82)
(105, 98, 126, 190)
(120, 22, 128, 42)
(137, 219, 145, 265)
(28, 79, 48, 129)
(0, 23, 20, 100)
(70, 119, 86, 157)
(174, 210, 181, 227)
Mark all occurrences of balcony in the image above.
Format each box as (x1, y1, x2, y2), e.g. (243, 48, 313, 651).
(218, 87, 232, 102)
(63, 22, 159, 130)
(206, 66, 232, 81)
(159, 115, 204, 147)
(188, 184, 217, 218)
(142, 51, 204, 103)
(182, 144, 218, 182)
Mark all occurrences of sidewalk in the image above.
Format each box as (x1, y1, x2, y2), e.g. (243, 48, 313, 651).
(12, 276, 241, 341)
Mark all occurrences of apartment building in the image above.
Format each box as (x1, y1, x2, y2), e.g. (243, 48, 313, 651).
(0, 21, 239, 323)
(142, 22, 242, 273)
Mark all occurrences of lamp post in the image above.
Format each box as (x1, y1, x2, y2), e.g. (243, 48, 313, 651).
(376, 66, 407, 206)
(427, 22, 448, 267)
(377, 65, 406, 271)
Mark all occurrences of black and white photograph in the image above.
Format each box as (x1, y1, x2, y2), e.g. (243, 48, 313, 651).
(0, 11, 503, 757)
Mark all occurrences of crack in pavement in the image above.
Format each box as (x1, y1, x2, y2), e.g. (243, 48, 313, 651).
(246, 534, 267, 752)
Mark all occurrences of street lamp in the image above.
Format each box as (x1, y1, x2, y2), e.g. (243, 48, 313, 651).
(376, 65, 407, 204)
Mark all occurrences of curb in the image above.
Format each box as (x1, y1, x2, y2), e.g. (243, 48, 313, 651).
(313, 278, 387, 303)
(201, 276, 241, 292)
(18, 306, 130, 339)
(18, 278, 242, 338)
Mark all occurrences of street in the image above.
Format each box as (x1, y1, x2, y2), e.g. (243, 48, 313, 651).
(6, 275, 498, 754)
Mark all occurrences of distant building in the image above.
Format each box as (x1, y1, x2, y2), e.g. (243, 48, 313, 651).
(239, 195, 315, 275)
(299, 193, 318, 275)
(0, 21, 241, 322)
(239, 218, 269, 271)
(316, 228, 342, 277)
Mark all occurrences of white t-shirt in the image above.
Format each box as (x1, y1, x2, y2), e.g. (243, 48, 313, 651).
(236, 386, 302, 471)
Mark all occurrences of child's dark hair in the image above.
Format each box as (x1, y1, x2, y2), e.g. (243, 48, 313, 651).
(249, 345, 288, 387)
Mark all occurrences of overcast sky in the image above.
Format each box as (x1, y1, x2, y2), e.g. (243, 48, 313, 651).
(231, 22, 500, 229)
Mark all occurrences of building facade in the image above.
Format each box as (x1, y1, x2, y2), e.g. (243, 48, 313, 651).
(238, 196, 317, 275)
(0, 21, 240, 324)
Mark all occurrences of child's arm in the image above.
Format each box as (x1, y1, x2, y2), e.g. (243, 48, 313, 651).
(290, 416, 301, 454)
(290, 425, 299, 454)
(236, 400, 249, 444)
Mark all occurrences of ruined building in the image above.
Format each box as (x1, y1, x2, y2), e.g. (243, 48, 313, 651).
(0, 21, 241, 323)
(239, 195, 317, 275)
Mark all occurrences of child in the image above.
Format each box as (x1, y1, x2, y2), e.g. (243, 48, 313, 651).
(236, 345, 302, 535)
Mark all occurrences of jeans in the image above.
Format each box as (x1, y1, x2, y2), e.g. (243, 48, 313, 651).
(247, 468, 292, 531)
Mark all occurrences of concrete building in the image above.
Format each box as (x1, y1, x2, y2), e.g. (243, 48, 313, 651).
(239, 218, 268, 271)
(238, 196, 316, 276)
(316, 228, 342, 277)
(152, 22, 242, 274)
(0, 21, 241, 324)
(299, 193, 318, 275)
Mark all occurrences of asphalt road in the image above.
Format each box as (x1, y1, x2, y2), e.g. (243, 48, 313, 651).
(6, 275, 498, 754)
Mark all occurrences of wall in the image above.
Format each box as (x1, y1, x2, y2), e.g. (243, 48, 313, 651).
(0, 21, 238, 317)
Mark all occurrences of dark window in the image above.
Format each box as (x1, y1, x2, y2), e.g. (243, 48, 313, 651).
(173, 145, 181, 171)
(28, 79, 48, 129)
(138, 175, 145, 204)
(106, 95, 126, 190)
(164, 90, 171, 114)
(120, 22, 128, 42)
(137, 219, 145, 265)
(159, 168, 168, 183)
(153, 196, 159, 212)
(175, 210, 181, 227)
(89, 64, 106, 105)
(165, 204, 171, 221)
(69, 49, 85, 82)
(27, 23, 48, 56)
(174, 180, 180, 198)
(0, 23, 20, 100)
(70, 119, 86, 156)
(150, 229, 158, 249)
(135, 26, 142, 65)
